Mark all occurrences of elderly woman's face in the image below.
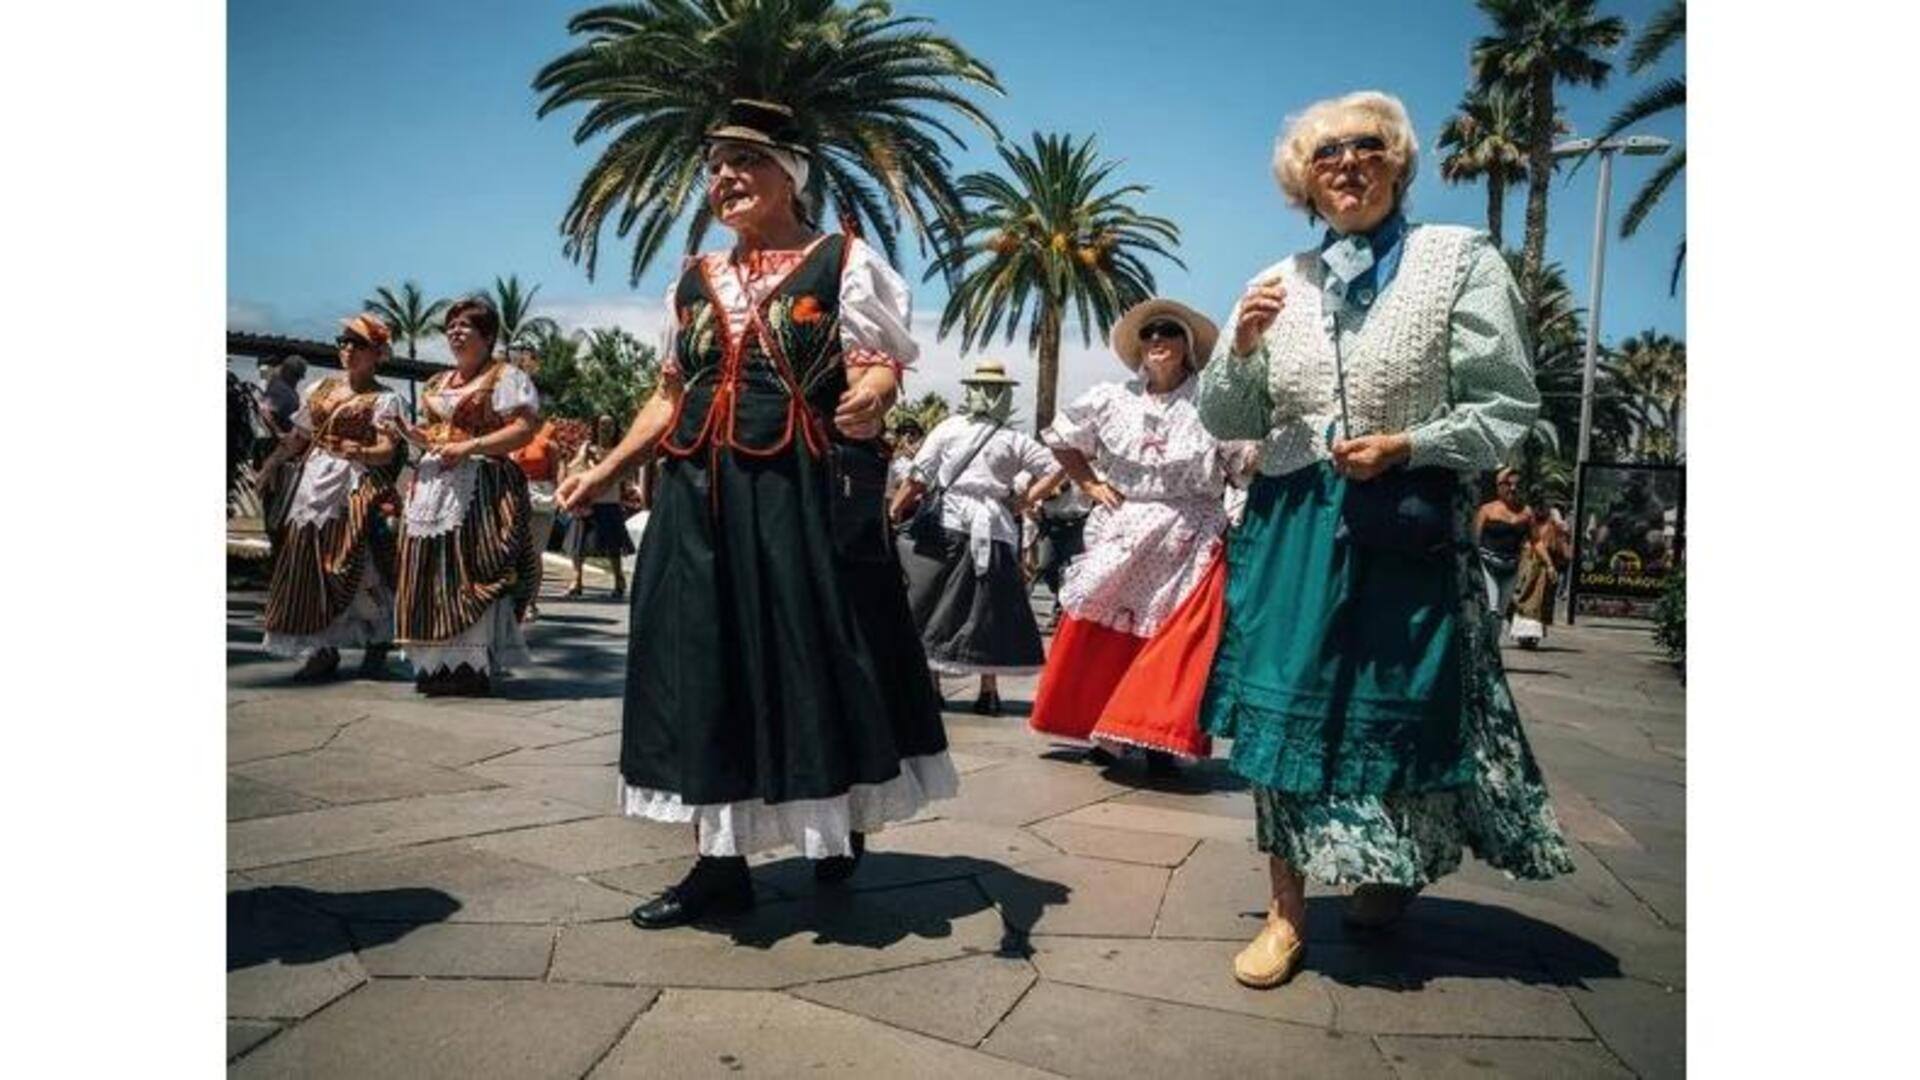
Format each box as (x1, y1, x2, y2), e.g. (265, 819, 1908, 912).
(1308, 125, 1398, 234)
(705, 142, 795, 233)
(1139, 320, 1191, 387)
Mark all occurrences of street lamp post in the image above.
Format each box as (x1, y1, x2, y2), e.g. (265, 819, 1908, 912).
(1550, 134, 1671, 623)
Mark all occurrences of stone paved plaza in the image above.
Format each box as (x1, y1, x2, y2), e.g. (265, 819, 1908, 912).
(227, 567, 1685, 1077)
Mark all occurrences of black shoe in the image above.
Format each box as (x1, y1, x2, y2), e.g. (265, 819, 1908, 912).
(1143, 749, 1180, 778)
(972, 691, 1002, 717)
(292, 647, 341, 683)
(359, 644, 391, 678)
(631, 857, 754, 929)
(417, 669, 451, 696)
(814, 832, 867, 884)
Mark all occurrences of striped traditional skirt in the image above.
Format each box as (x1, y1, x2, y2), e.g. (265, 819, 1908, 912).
(394, 455, 538, 675)
(262, 459, 397, 657)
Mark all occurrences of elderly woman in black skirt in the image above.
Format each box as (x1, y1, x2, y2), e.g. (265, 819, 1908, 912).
(558, 100, 953, 927)
(562, 414, 635, 599)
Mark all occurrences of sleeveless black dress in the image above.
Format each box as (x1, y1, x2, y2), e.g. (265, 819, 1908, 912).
(617, 235, 954, 857)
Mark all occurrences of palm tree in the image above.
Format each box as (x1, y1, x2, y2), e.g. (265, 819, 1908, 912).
(1591, 0, 1685, 293)
(363, 281, 450, 360)
(888, 390, 951, 434)
(1472, 0, 1627, 290)
(1509, 254, 1640, 492)
(926, 132, 1182, 429)
(489, 274, 560, 358)
(532, 0, 1004, 286)
(1613, 329, 1685, 461)
(1436, 83, 1532, 249)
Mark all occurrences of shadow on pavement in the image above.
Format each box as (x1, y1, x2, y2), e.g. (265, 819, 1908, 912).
(674, 855, 1071, 960)
(1302, 895, 1622, 988)
(227, 886, 460, 972)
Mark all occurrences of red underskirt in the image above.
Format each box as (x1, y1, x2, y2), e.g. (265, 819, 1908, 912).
(1028, 554, 1225, 759)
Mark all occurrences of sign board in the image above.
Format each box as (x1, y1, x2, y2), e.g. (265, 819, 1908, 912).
(1569, 463, 1684, 621)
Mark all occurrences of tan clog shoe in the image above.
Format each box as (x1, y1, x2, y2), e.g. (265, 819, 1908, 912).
(1232, 915, 1305, 989)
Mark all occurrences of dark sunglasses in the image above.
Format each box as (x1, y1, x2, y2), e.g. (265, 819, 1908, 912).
(1139, 320, 1187, 343)
(705, 147, 771, 176)
(1311, 135, 1388, 164)
(335, 334, 372, 350)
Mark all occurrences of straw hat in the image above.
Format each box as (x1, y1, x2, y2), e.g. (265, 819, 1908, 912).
(702, 99, 812, 159)
(959, 359, 1019, 385)
(1110, 298, 1219, 372)
(339, 312, 393, 350)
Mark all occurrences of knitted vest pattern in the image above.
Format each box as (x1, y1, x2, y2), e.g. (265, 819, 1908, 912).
(1256, 224, 1479, 477)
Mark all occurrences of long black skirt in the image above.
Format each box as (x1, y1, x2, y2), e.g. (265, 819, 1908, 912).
(564, 503, 636, 559)
(899, 527, 1046, 675)
(617, 441, 953, 857)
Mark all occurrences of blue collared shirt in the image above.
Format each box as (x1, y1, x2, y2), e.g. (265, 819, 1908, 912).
(1321, 211, 1407, 311)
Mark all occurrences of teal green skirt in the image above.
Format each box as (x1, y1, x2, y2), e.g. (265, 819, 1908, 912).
(1205, 465, 1572, 885)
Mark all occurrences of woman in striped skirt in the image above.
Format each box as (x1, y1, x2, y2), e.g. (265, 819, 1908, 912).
(260, 313, 404, 680)
(388, 295, 543, 697)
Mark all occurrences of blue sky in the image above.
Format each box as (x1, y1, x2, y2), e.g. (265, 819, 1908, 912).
(229, 0, 1685, 405)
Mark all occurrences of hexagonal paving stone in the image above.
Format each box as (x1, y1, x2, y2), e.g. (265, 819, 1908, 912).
(982, 981, 1391, 1078)
(229, 979, 656, 1080)
(792, 952, 1037, 1046)
(233, 748, 500, 805)
(550, 878, 1007, 990)
(1027, 936, 1335, 1028)
(251, 839, 637, 924)
(979, 854, 1169, 938)
(1027, 820, 1200, 867)
(227, 788, 590, 870)
(1375, 1035, 1630, 1078)
(353, 922, 555, 978)
(592, 989, 1052, 1078)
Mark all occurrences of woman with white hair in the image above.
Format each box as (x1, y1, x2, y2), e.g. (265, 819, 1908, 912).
(1027, 298, 1241, 772)
(1197, 91, 1573, 990)
(558, 100, 953, 928)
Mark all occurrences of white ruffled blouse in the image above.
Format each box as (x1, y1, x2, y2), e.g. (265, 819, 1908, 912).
(404, 365, 541, 538)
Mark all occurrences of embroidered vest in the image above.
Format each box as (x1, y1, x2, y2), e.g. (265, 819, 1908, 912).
(662, 235, 852, 460)
(305, 378, 390, 456)
(1255, 224, 1479, 477)
(421, 362, 512, 447)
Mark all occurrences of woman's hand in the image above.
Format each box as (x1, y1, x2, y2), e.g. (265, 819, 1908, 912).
(835, 367, 897, 439)
(1232, 280, 1288, 355)
(1084, 479, 1126, 511)
(437, 439, 475, 467)
(1330, 433, 1412, 482)
(556, 466, 609, 515)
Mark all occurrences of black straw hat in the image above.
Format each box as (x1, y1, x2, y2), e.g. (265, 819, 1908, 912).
(703, 99, 811, 158)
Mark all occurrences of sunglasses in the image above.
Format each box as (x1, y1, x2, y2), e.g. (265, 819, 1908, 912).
(1311, 135, 1388, 165)
(705, 147, 771, 177)
(1139, 321, 1187, 343)
(335, 334, 372, 350)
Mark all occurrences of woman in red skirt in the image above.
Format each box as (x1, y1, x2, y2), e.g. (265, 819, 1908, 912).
(1028, 298, 1248, 771)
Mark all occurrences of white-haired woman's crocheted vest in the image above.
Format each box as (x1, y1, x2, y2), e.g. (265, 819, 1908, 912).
(1254, 224, 1480, 477)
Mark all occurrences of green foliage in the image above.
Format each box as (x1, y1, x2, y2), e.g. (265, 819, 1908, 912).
(1593, 1, 1685, 291)
(532, 0, 1004, 285)
(364, 281, 450, 359)
(1652, 566, 1685, 667)
(528, 324, 659, 424)
(490, 274, 560, 356)
(1472, 0, 1628, 287)
(1436, 83, 1535, 248)
(888, 390, 951, 434)
(925, 131, 1181, 428)
(1613, 329, 1685, 463)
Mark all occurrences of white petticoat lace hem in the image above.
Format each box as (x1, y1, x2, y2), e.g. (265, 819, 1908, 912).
(402, 598, 531, 675)
(263, 570, 393, 658)
(619, 751, 961, 858)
